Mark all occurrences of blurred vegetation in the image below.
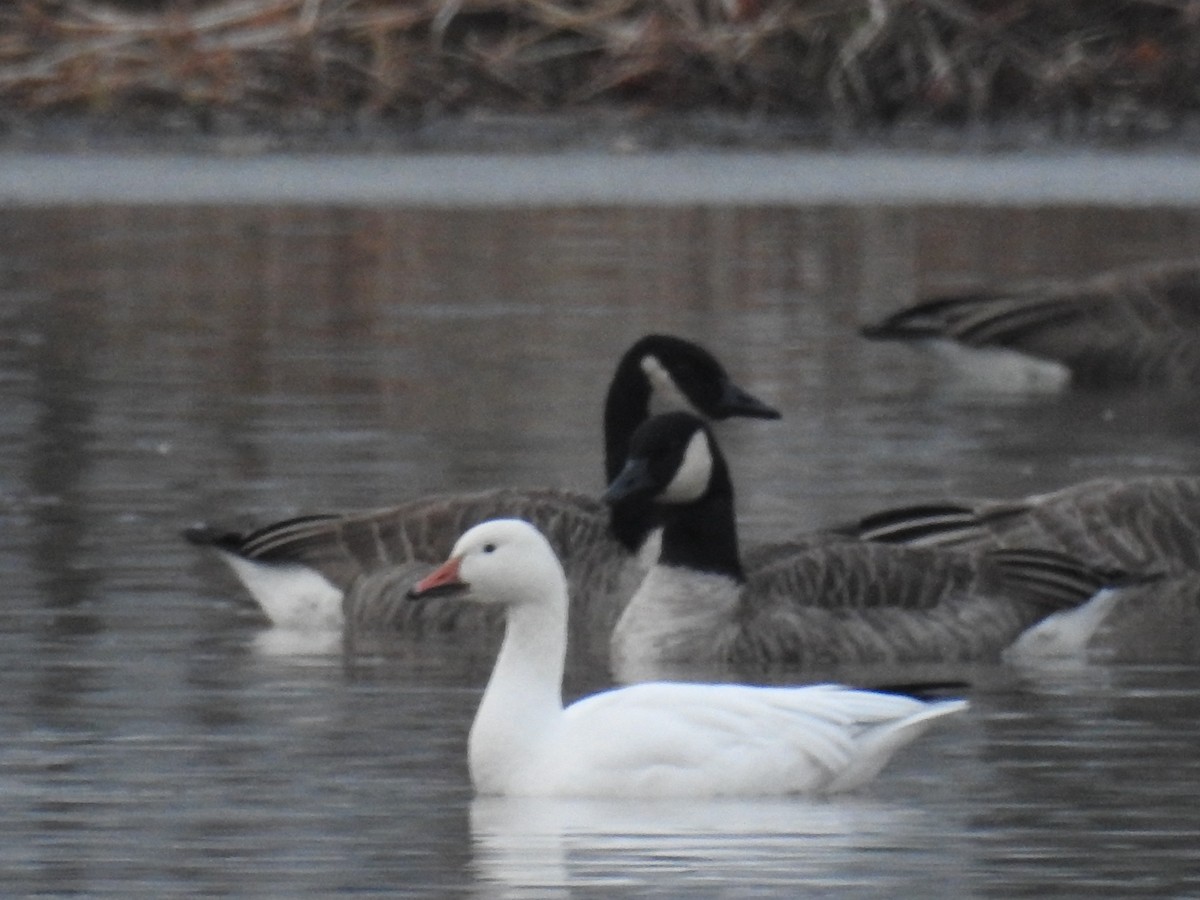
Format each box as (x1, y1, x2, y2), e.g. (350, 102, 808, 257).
(1, 0, 1198, 136)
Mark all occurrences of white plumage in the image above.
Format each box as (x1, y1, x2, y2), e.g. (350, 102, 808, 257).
(409, 519, 967, 798)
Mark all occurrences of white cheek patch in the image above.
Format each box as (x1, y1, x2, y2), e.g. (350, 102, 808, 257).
(640, 354, 699, 416)
(660, 431, 713, 503)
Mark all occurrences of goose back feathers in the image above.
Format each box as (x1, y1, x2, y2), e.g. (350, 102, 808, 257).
(840, 476, 1200, 663)
(846, 475, 1200, 573)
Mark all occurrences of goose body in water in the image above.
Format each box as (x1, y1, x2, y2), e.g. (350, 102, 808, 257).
(407, 518, 967, 797)
(842, 476, 1200, 663)
(602, 413, 1125, 677)
(185, 335, 779, 653)
(861, 259, 1200, 391)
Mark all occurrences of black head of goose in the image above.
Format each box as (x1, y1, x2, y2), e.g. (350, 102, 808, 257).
(602, 412, 1130, 679)
(603, 334, 779, 552)
(185, 335, 779, 650)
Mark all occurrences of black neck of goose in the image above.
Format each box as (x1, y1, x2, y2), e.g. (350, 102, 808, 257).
(603, 356, 657, 553)
(658, 453, 744, 582)
(609, 498, 657, 554)
(603, 358, 652, 484)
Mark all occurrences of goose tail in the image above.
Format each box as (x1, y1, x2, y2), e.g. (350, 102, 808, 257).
(183, 522, 345, 631)
(826, 698, 968, 794)
(988, 548, 1162, 613)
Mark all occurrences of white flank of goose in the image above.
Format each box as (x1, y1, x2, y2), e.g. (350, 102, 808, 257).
(407, 519, 967, 798)
(185, 334, 779, 652)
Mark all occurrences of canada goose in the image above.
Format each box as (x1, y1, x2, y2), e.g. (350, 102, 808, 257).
(407, 519, 967, 797)
(185, 334, 779, 655)
(602, 413, 1124, 677)
(841, 476, 1200, 662)
(861, 259, 1200, 390)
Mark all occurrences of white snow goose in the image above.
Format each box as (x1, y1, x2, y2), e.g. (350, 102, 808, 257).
(408, 518, 967, 798)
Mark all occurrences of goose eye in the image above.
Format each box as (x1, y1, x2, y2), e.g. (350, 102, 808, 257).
(483, 543, 497, 553)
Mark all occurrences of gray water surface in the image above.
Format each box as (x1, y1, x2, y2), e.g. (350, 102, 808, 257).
(3, 161, 1200, 896)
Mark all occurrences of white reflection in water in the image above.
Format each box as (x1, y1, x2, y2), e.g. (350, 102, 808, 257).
(470, 794, 965, 897)
(253, 628, 345, 657)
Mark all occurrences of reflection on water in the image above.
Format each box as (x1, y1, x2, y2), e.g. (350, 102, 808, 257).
(469, 794, 966, 898)
(2, 180, 1200, 895)
(468, 666, 1200, 898)
(969, 665, 1200, 897)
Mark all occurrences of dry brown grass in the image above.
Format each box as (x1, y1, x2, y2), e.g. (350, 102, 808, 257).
(2, 0, 1198, 130)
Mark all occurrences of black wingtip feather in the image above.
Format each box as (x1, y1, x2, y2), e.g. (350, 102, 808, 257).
(842, 503, 988, 547)
(182, 524, 249, 553)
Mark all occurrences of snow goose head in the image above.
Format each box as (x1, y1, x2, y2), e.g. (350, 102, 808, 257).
(407, 518, 567, 614)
